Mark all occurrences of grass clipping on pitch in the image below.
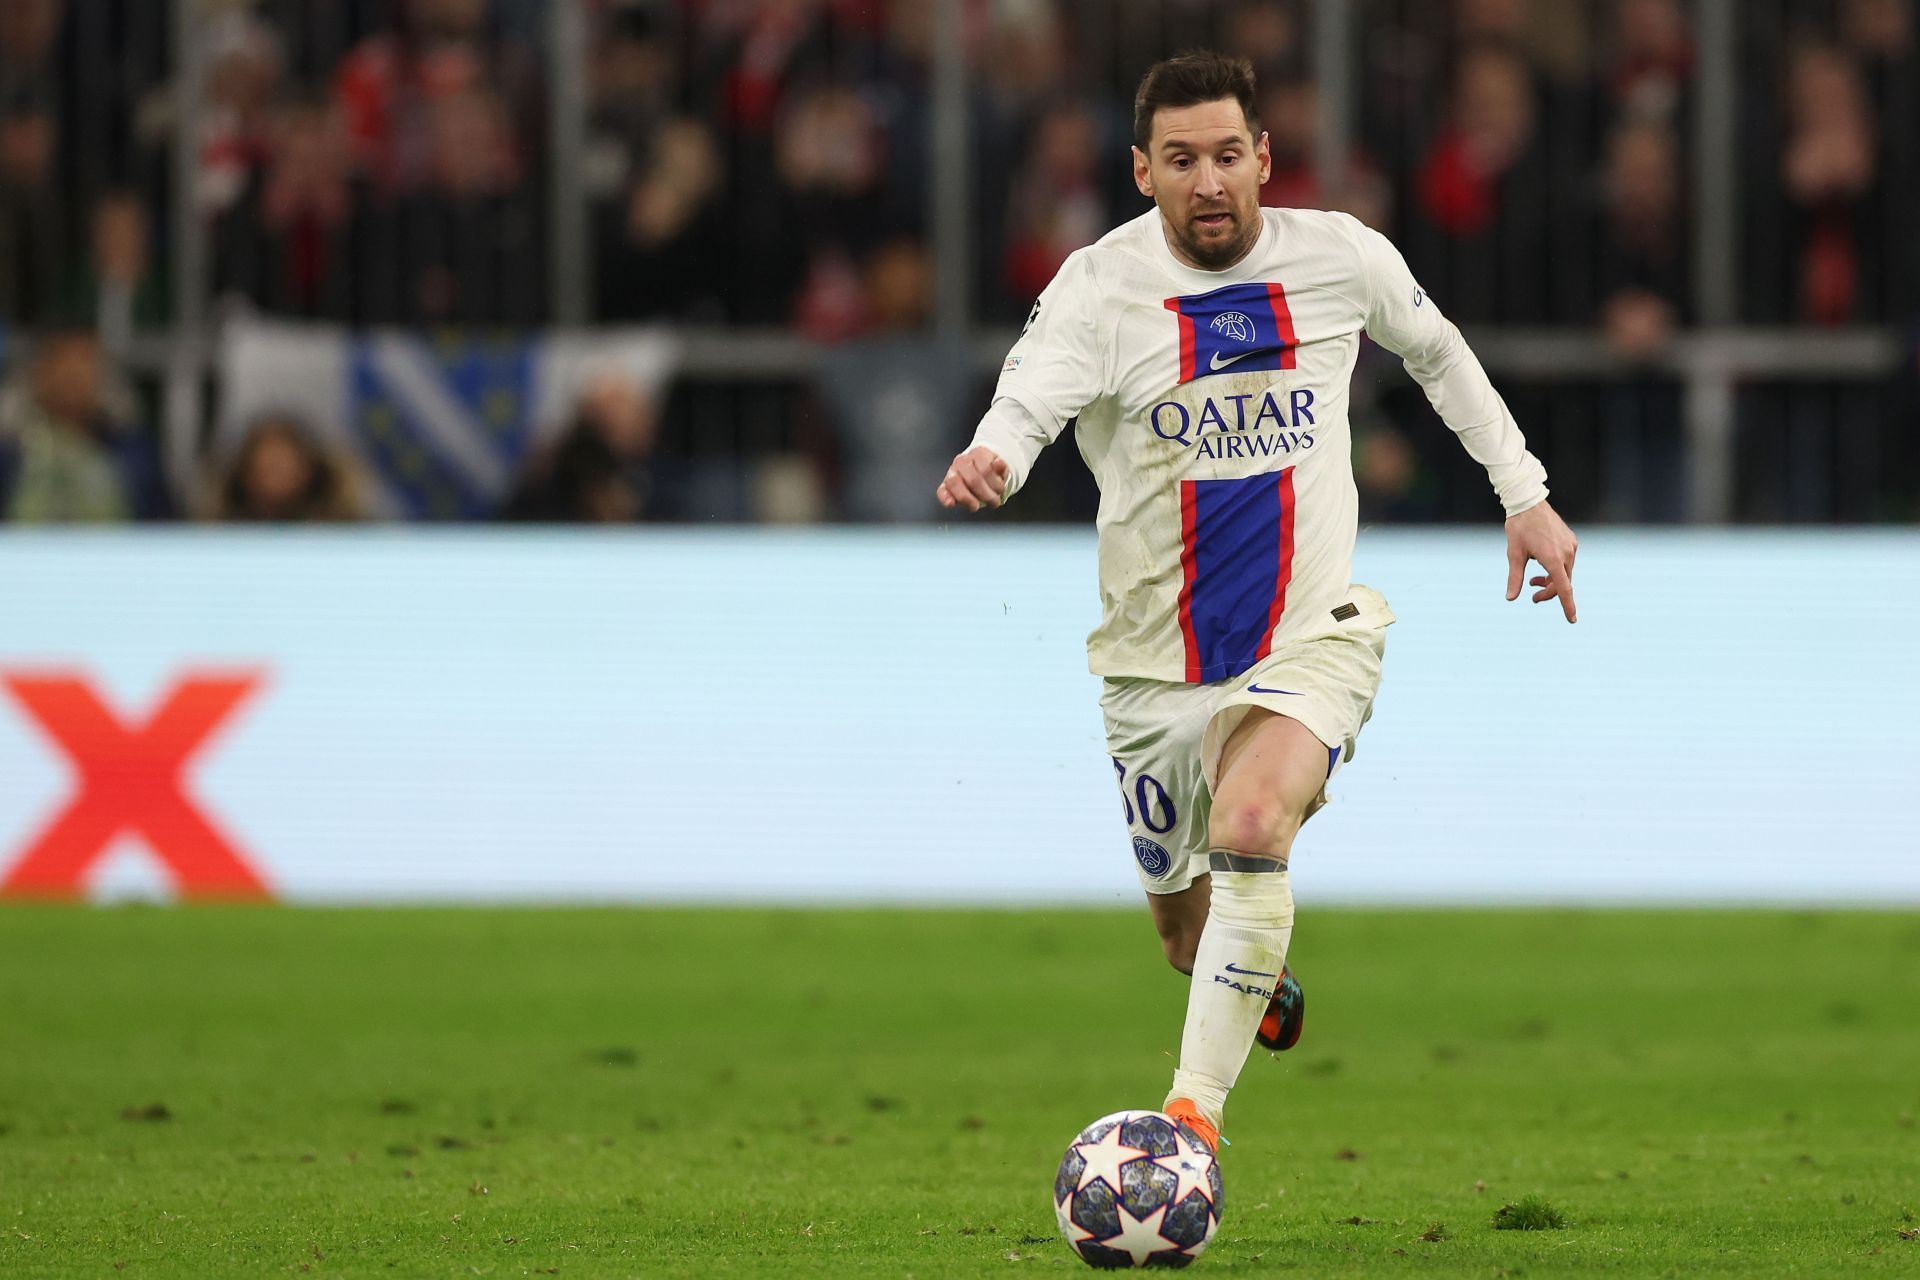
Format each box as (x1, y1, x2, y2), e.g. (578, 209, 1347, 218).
(1491, 1195, 1568, 1231)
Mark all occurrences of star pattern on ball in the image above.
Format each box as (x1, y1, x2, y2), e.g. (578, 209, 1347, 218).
(1097, 1200, 1186, 1266)
(1072, 1122, 1150, 1195)
(1055, 1195, 1100, 1248)
(1151, 1126, 1219, 1206)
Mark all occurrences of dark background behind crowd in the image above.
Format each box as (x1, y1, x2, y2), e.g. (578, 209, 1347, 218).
(0, 0, 1915, 528)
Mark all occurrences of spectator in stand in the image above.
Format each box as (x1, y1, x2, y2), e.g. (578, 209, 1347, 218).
(0, 89, 61, 325)
(0, 0, 62, 101)
(1781, 45, 1879, 325)
(1545, 0, 1694, 324)
(1258, 78, 1319, 209)
(776, 85, 891, 339)
(1844, 0, 1917, 118)
(196, 10, 282, 220)
(297, 0, 546, 326)
(389, 84, 543, 325)
(1595, 117, 1688, 521)
(1001, 100, 1108, 305)
(1356, 0, 1552, 229)
(818, 237, 973, 522)
(1412, 42, 1552, 322)
(1454, 0, 1533, 48)
(1841, 0, 1919, 321)
(710, 0, 915, 101)
(0, 0, 62, 225)
(0, 329, 169, 522)
(63, 190, 166, 354)
(670, 0, 905, 325)
(504, 373, 661, 522)
(698, 0, 835, 136)
(977, 4, 1067, 119)
(206, 414, 372, 522)
(973, 1, 1071, 316)
(1605, 0, 1694, 125)
(1354, 425, 1443, 523)
(597, 118, 726, 321)
(1255, 77, 1390, 227)
(864, 2, 937, 258)
(1847, 0, 1915, 56)
(1596, 118, 1688, 359)
(1228, 0, 1304, 83)
(332, 0, 540, 197)
(588, 2, 707, 320)
(213, 94, 357, 319)
(589, 1, 676, 170)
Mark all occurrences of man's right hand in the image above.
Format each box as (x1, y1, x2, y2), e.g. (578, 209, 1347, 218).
(936, 447, 1010, 512)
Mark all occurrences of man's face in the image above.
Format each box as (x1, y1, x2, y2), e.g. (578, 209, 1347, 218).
(1133, 98, 1270, 270)
(31, 334, 103, 426)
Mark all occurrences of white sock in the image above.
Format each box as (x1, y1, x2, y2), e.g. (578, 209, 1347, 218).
(1165, 855, 1295, 1129)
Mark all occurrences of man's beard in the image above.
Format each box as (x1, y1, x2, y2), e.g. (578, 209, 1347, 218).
(1168, 205, 1260, 269)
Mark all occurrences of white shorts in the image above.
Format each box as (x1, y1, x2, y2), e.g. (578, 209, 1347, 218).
(1099, 585, 1394, 895)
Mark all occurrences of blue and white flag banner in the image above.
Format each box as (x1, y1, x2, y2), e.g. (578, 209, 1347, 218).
(217, 319, 680, 519)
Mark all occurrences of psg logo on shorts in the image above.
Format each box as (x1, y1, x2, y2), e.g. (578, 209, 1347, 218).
(1132, 836, 1172, 877)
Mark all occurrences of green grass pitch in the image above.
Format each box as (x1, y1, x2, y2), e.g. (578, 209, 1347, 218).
(2, 906, 1918, 1277)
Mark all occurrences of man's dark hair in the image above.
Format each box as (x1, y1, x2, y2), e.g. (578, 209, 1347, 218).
(1133, 51, 1260, 150)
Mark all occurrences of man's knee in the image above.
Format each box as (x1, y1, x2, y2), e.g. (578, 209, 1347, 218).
(1207, 793, 1304, 860)
(1210, 709, 1329, 857)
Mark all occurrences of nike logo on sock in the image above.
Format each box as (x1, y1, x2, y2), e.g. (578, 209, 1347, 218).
(1224, 962, 1277, 977)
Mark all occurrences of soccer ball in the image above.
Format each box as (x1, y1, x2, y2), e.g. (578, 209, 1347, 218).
(1052, 1110, 1223, 1268)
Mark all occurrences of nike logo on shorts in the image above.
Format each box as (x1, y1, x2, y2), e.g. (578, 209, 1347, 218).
(1246, 684, 1303, 695)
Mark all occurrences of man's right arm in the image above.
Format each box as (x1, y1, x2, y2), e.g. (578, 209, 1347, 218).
(937, 252, 1105, 512)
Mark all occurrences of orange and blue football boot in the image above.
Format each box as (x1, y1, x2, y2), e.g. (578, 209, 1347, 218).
(1255, 965, 1305, 1052)
(1162, 1097, 1220, 1153)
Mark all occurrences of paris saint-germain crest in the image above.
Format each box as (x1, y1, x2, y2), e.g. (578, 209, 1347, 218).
(1132, 836, 1171, 877)
(1210, 310, 1256, 343)
(1166, 282, 1297, 383)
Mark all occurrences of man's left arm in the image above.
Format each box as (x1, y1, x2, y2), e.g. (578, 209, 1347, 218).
(1354, 222, 1579, 623)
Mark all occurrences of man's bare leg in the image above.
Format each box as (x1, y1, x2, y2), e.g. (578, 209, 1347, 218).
(1147, 876, 1210, 976)
(1164, 710, 1329, 1140)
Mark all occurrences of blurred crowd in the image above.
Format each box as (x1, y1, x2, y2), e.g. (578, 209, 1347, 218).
(0, 0, 1915, 526)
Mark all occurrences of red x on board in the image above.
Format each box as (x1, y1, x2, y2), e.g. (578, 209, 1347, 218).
(1, 672, 270, 900)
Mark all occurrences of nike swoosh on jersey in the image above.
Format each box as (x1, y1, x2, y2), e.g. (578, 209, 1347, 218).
(1246, 684, 1303, 695)
(1208, 350, 1255, 371)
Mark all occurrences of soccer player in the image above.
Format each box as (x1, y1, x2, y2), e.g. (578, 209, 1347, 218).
(936, 52, 1578, 1153)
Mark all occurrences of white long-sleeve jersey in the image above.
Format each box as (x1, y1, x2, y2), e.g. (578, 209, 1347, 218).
(971, 206, 1549, 684)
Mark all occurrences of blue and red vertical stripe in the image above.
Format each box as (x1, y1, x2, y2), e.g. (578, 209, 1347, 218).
(1162, 281, 1298, 384)
(1175, 467, 1297, 683)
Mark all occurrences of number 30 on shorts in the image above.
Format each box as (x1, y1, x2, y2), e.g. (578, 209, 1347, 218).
(1111, 757, 1177, 834)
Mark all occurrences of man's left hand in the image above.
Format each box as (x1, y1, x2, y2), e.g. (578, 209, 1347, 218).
(1505, 500, 1579, 623)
